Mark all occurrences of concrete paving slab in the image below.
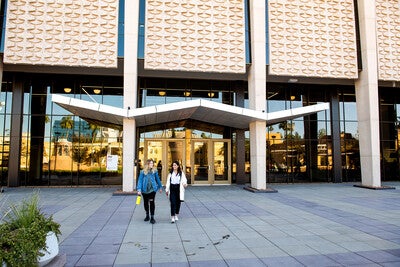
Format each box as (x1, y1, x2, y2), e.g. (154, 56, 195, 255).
(1, 182, 400, 266)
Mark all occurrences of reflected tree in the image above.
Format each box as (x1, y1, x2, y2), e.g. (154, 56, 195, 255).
(60, 116, 74, 141)
(88, 122, 100, 166)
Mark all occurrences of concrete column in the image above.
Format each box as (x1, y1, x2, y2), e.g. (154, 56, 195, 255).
(8, 78, 24, 187)
(234, 82, 246, 184)
(249, 121, 267, 189)
(122, 0, 140, 192)
(235, 130, 246, 184)
(248, 0, 266, 189)
(355, 0, 381, 187)
(304, 113, 318, 181)
(330, 90, 342, 183)
(29, 82, 47, 185)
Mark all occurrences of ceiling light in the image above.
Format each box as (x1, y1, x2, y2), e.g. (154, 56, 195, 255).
(184, 91, 191, 97)
(93, 89, 101, 94)
(288, 78, 298, 83)
(64, 87, 72, 93)
(159, 91, 166, 96)
(290, 95, 296, 100)
(208, 92, 215, 97)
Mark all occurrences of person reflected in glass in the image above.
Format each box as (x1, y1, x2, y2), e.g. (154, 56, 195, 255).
(157, 160, 162, 176)
(137, 159, 163, 224)
(165, 160, 188, 223)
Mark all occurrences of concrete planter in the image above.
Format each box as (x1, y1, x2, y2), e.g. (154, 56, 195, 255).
(2, 231, 59, 267)
(38, 231, 59, 267)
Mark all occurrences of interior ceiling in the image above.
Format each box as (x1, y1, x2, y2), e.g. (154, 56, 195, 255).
(82, 119, 226, 134)
(139, 120, 226, 134)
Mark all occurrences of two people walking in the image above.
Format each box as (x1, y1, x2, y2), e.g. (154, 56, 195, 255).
(136, 159, 187, 224)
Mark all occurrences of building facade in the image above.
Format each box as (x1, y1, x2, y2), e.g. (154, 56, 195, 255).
(0, 0, 399, 191)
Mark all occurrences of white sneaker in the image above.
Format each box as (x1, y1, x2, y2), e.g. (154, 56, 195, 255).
(174, 215, 179, 221)
(171, 217, 175, 223)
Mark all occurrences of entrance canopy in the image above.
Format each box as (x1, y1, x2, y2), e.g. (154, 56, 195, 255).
(52, 94, 329, 129)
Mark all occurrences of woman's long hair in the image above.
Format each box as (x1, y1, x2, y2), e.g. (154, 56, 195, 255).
(169, 160, 182, 176)
(143, 159, 157, 175)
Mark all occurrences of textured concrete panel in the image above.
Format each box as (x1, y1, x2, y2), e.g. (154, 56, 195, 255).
(376, 0, 400, 81)
(268, 0, 358, 79)
(144, 0, 246, 73)
(4, 0, 118, 68)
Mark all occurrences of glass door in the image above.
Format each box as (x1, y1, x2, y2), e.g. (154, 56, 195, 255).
(166, 140, 185, 182)
(212, 140, 231, 184)
(144, 140, 163, 177)
(144, 139, 185, 184)
(192, 140, 209, 184)
(191, 139, 231, 184)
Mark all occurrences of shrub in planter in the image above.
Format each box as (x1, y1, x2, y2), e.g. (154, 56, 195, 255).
(0, 192, 61, 266)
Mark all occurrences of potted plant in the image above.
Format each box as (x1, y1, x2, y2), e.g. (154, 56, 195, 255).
(0, 191, 61, 266)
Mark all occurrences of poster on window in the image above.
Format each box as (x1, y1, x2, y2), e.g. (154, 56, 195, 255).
(106, 155, 118, 171)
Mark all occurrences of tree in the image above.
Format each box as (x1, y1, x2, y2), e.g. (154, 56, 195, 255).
(278, 121, 288, 132)
(318, 128, 326, 139)
(60, 116, 74, 141)
(87, 123, 100, 166)
(88, 123, 100, 143)
(72, 146, 89, 165)
(279, 121, 294, 138)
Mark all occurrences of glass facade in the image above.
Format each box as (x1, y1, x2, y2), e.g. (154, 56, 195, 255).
(0, 75, 124, 186)
(131, 78, 365, 184)
(379, 88, 400, 181)
(3, 73, 400, 186)
(263, 85, 361, 183)
(0, 82, 12, 186)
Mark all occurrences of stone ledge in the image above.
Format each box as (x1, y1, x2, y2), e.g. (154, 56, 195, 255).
(112, 189, 138, 196)
(353, 184, 396, 190)
(45, 253, 66, 267)
(243, 186, 278, 193)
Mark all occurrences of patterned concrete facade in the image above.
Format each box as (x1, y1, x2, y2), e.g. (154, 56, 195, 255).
(144, 0, 246, 73)
(4, 0, 119, 68)
(268, 0, 358, 79)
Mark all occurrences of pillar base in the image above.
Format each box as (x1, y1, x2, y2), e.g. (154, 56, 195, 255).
(243, 186, 278, 193)
(353, 184, 395, 190)
(112, 189, 138, 196)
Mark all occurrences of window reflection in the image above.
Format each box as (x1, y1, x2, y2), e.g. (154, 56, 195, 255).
(5, 77, 125, 186)
(266, 86, 360, 183)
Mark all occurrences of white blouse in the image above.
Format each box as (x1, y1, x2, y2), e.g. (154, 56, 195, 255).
(170, 172, 181, 184)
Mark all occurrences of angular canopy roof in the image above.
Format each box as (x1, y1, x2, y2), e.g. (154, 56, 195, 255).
(52, 94, 329, 130)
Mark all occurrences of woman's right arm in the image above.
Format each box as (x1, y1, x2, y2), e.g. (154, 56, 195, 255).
(136, 171, 143, 195)
(165, 173, 171, 196)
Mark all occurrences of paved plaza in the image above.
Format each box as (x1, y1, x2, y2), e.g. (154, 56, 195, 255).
(1, 182, 400, 266)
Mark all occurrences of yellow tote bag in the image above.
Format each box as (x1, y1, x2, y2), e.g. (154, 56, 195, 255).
(136, 195, 141, 205)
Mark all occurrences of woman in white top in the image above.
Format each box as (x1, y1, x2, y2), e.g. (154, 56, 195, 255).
(165, 160, 187, 223)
